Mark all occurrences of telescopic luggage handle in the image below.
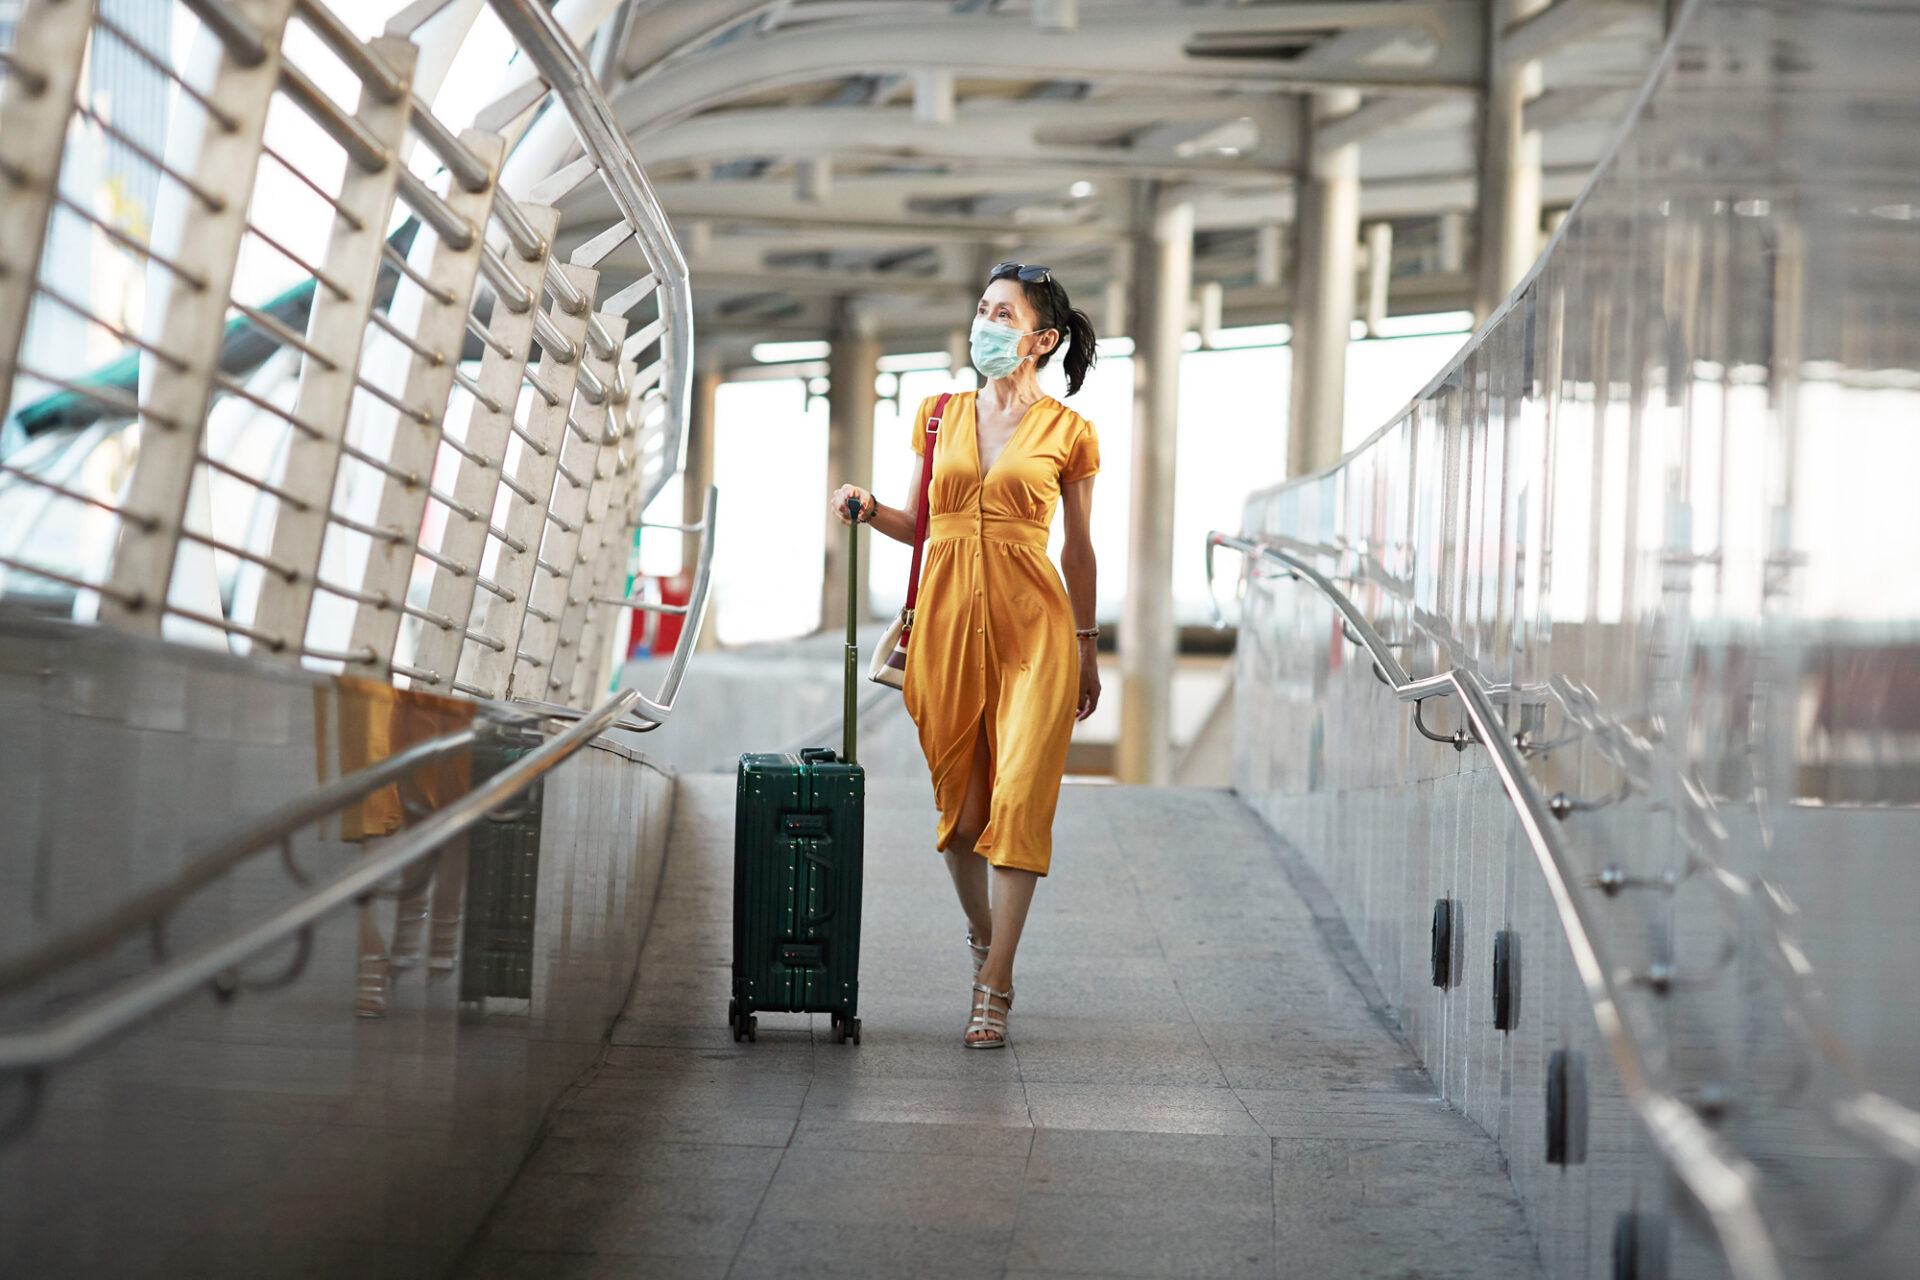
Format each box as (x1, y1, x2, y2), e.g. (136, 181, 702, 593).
(841, 495, 863, 765)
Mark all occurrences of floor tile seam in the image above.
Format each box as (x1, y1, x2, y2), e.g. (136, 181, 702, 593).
(721, 1024, 818, 1278)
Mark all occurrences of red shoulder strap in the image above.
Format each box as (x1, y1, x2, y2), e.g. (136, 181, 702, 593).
(903, 393, 950, 621)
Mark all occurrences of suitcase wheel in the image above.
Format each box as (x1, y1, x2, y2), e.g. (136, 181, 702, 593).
(831, 1020, 845, 1045)
(728, 999, 738, 1028)
(745, 1015, 758, 1042)
(848, 1017, 861, 1045)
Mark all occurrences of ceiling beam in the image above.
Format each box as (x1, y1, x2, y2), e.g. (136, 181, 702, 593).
(608, 3, 1486, 133)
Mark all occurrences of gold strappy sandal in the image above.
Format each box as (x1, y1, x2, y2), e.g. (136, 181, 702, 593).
(967, 933, 990, 977)
(964, 982, 1013, 1049)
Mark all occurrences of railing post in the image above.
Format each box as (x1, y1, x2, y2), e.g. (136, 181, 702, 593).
(242, 34, 416, 652)
(569, 416, 646, 705)
(340, 128, 502, 679)
(514, 308, 626, 696)
(407, 202, 558, 690)
(100, 0, 296, 633)
(456, 260, 597, 698)
(0, 0, 99, 422)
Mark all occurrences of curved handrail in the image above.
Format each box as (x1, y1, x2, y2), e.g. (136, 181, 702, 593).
(0, 686, 646, 1076)
(0, 724, 482, 998)
(1206, 530, 1783, 1280)
(515, 482, 717, 731)
(486, 0, 694, 515)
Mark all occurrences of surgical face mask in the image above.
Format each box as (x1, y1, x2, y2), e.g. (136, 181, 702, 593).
(969, 315, 1042, 380)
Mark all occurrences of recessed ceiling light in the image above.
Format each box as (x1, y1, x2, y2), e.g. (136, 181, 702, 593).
(1069, 181, 1094, 199)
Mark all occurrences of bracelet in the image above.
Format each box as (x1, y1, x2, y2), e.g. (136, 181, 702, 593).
(1075, 626, 1099, 640)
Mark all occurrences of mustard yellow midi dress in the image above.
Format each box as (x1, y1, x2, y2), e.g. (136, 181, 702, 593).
(901, 391, 1100, 876)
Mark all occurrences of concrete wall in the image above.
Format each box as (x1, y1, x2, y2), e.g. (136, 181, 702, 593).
(0, 614, 674, 1278)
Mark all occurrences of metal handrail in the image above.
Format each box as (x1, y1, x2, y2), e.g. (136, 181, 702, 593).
(1205, 531, 1783, 1280)
(486, 0, 694, 515)
(0, 724, 483, 998)
(0, 687, 644, 1076)
(0, 481, 714, 1094)
(525, 483, 717, 732)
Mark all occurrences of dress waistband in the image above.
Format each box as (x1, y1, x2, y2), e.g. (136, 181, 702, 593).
(929, 512, 1050, 549)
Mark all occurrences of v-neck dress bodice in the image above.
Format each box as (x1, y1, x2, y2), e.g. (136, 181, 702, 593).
(901, 390, 1100, 875)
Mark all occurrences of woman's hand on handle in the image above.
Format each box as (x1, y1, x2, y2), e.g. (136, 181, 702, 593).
(830, 484, 875, 526)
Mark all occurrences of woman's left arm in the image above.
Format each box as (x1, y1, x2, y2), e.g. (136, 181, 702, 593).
(1059, 476, 1100, 721)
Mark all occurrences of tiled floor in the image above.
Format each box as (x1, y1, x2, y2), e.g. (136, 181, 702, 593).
(455, 776, 1543, 1279)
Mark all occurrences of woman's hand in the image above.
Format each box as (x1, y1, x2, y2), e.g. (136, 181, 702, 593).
(1076, 638, 1101, 721)
(829, 484, 875, 526)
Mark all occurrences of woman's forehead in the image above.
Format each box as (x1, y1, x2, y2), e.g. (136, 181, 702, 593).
(979, 278, 1039, 322)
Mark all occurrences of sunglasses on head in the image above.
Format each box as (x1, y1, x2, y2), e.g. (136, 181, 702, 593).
(989, 262, 1053, 283)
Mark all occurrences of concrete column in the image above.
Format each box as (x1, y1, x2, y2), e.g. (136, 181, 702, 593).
(823, 301, 879, 631)
(1363, 221, 1394, 337)
(684, 362, 721, 651)
(1287, 89, 1360, 478)
(1474, 0, 1546, 322)
(1117, 187, 1193, 787)
(1254, 222, 1284, 288)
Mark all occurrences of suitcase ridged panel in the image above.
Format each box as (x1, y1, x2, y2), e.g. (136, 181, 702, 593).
(733, 753, 863, 1024)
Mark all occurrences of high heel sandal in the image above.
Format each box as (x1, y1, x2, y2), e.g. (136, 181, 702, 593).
(967, 933, 990, 977)
(964, 982, 1013, 1049)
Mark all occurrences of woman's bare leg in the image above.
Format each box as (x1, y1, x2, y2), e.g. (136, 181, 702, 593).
(943, 719, 994, 946)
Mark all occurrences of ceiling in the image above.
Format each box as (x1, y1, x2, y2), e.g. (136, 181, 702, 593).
(557, 0, 1666, 359)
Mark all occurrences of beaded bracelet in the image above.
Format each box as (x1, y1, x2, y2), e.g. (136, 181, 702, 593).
(1075, 626, 1099, 640)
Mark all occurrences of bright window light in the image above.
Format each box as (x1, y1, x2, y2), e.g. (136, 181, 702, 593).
(877, 350, 952, 373)
(751, 340, 831, 362)
(1069, 180, 1095, 198)
(1208, 323, 1291, 350)
(1368, 310, 1475, 339)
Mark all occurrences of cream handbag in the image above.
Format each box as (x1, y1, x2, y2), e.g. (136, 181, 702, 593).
(868, 392, 950, 688)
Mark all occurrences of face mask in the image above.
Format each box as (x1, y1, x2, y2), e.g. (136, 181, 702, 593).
(970, 316, 1043, 380)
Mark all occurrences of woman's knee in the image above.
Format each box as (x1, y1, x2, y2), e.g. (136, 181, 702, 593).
(949, 819, 985, 852)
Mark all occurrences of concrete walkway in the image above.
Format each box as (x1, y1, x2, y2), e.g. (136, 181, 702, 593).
(456, 776, 1543, 1279)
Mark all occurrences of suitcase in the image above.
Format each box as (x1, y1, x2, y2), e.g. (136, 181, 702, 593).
(729, 496, 868, 1045)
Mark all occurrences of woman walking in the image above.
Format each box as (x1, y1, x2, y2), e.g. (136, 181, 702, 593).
(830, 263, 1102, 1048)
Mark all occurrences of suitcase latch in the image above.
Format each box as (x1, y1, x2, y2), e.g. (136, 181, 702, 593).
(778, 942, 825, 968)
(782, 813, 828, 837)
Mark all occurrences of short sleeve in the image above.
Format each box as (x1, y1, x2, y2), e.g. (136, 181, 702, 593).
(910, 394, 941, 456)
(1063, 417, 1100, 483)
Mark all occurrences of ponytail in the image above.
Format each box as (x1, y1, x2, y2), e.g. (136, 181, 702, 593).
(1058, 306, 1098, 397)
(1021, 278, 1100, 397)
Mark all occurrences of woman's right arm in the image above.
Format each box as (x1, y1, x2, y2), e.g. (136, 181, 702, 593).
(829, 450, 922, 545)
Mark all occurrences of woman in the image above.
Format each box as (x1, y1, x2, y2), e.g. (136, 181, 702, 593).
(830, 263, 1101, 1048)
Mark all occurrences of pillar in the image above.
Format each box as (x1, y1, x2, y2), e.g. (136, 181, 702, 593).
(822, 300, 879, 631)
(1287, 89, 1360, 478)
(1474, 0, 1546, 322)
(1363, 221, 1393, 337)
(1117, 186, 1193, 787)
(683, 362, 720, 651)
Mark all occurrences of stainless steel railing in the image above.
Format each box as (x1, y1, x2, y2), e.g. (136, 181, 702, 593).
(1205, 530, 1784, 1280)
(0, 0, 693, 710)
(0, 684, 647, 1080)
(0, 484, 715, 1098)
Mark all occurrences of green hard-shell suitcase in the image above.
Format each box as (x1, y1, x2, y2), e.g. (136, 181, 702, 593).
(730, 496, 868, 1044)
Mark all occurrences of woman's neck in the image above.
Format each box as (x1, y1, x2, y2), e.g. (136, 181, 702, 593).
(980, 367, 1045, 411)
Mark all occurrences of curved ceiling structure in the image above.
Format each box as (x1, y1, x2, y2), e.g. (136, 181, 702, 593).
(561, 0, 1666, 353)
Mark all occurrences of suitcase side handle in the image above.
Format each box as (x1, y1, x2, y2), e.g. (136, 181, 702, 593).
(801, 843, 836, 924)
(799, 747, 838, 765)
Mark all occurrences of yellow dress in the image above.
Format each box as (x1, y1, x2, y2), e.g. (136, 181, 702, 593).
(901, 391, 1100, 876)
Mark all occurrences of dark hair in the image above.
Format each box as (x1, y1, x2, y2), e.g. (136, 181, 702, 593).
(990, 267, 1099, 396)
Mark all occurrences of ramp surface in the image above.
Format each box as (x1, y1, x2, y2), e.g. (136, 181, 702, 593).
(458, 776, 1542, 1279)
